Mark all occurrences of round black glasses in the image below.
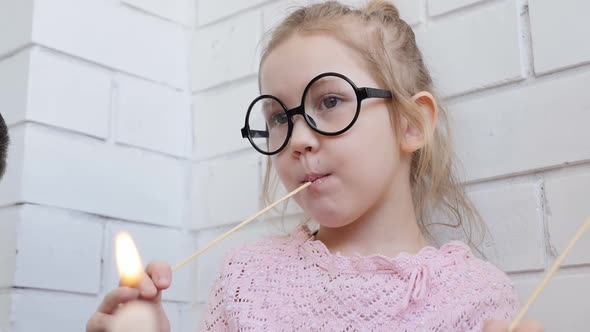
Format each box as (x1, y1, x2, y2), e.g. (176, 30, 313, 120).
(241, 72, 393, 155)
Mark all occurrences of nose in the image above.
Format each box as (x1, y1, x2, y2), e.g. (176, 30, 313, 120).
(288, 114, 319, 156)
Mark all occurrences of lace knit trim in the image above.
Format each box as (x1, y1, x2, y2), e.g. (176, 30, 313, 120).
(292, 224, 473, 275)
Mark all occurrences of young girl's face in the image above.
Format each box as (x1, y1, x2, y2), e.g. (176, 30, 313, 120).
(260, 33, 412, 228)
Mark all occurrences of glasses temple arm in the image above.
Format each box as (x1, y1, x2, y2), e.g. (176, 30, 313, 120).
(241, 127, 269, 138)
(361, 87, 393, 99)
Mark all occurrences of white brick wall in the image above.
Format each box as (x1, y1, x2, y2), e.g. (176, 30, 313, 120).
(5, 124, 186, 227)
(468, 180, 545, 273)
(191, 154, 261, 229)
(6, 290, 99, 331)
(416, 0, 523, 97)
(27, 47, 112, 138)
(11, 205, 103, 294)
(32, 0, 189, 88)
(544, 166, 590, 266)
(529, 0, 590, 74)
(427, 0, 487, 16)
(1, 0, 589, 331)
(513, 270, 590, 330)
(1, 0, 196, 330)
(0, 0, 34, 56)
(122, 0, 195, 26)
(450, 68, 590, 182)
(192, 78, 258, 158)
(113, 74, 192, 157)
(0, 51, 30, 127)
(197, 0, 269, 26)
(190, 11, 261, 91)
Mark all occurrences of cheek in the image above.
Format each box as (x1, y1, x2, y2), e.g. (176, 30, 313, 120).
(345, 109, 399, 158)
(271, 156, 294, 187)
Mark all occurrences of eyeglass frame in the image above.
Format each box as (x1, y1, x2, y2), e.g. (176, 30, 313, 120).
(240, 72, 393, 156)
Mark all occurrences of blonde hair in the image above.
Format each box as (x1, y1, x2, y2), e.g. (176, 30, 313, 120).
(260, 0, 486, 247)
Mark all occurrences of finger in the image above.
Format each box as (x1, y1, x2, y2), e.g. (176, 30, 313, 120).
(136, 271, 158, 299)
(86, 312, 113, 332)
(97, 287, 140, 314)
(145, 261, 172, 290)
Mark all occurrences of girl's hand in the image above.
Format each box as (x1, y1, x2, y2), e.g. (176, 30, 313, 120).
(86, 261, 172, 332)
(483, 320, 544, 332)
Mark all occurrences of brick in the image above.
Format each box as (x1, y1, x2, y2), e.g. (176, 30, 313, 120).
(529, 0, 590, 74)
(193, 78, 258, 159)
(0, 293, 10, 331)
(467, 181, 545, 272)
(428, 0, 487, 16)
(191, 153, 261, 229)
(415, 0, 522, 97)
(11, 205, 103, 294)
(5, 124, 185, 227)
(0, 48, 111, 138)
(191, 11, 261, 91)
(28, 48, 111, 138)
(0, 207, 19, 288)
(103, 223, 196, 302)
(544, 168, 590, 266)
(513, 271, 590, 330)
(162, 301, 182, 332)
(197, 0, 268, 26)
(0, 0, 33, 56)
(196, 217, 300, 302)
(122, 0, 195, 26)
(32, 0, 188, 88)
(449, 69, 590, 182)
(9, 290, 99, 332)
(114, 74, 191, 157)
(0, 49, 30, 126)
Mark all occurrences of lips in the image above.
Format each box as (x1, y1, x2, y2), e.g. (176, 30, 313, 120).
(303, 173, 330, 183)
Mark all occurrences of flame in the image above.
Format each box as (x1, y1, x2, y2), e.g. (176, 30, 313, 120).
(115, 232, 143, 287)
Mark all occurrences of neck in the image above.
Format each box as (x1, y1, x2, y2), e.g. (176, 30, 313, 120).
(314, 175, 430, 258)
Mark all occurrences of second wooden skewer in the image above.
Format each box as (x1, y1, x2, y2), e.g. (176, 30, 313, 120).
(509, 217, 590, 331)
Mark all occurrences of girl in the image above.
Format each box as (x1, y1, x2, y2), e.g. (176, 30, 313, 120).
(87, 1, 544, 331)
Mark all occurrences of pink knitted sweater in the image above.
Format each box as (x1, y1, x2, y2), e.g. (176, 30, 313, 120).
(201, 225, 518, 331)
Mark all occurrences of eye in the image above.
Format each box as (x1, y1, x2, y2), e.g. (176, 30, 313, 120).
(269, 112, 288, 126)
(319, 96, 342, 110)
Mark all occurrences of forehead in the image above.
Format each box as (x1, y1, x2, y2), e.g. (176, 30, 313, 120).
(259, 34, 374, 102)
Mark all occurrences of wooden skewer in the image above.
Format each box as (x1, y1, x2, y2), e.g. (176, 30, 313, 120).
(509, 217, 590, 331)
(172, 181, 312, 272)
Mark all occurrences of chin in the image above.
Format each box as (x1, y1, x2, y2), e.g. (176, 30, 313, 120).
(307, 209, 354, 229)
(294, 192, 358, 228)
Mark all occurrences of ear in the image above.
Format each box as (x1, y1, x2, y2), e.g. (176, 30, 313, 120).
(400, 91, 438, 154)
